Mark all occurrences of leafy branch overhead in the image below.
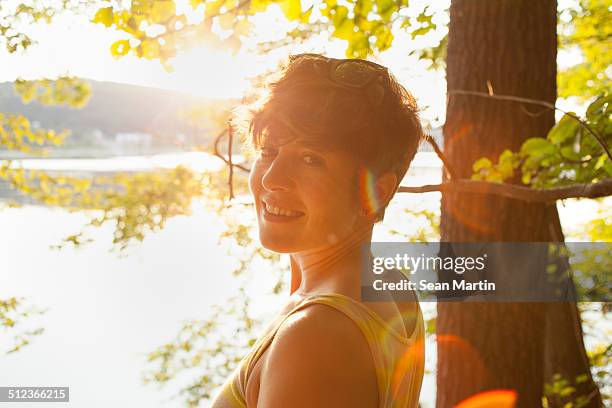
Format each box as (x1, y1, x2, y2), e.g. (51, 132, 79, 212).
(471, 93, 611, 188)
(0, 0, 96, 53)
(558, 0, 612, 101)
(92, 0, 441, 61)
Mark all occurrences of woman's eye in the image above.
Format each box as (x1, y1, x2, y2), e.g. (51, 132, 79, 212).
(260, 147, 276, 158)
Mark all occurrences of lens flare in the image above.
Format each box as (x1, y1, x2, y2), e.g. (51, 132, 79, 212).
(455, 389, 517, 408)
(359, 166, 380, 216)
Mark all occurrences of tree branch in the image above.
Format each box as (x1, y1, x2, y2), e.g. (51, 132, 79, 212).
(227, 123, 235, 200)
(448, 89, 612, 162)
(559, 33, 612, 44)
(424, 133, 456, 179)
(212, 127, 250, 173)
(398, 178, 612, 202)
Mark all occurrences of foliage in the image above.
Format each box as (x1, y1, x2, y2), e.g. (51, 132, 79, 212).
(0, 113, 67, 155)
(14, 77, 92, 109)
(471, 93, 611, 188)
(0, 164, 213, 251)
(144, 289, 260, 407)
(0, 77, 90, 156)
(588, 343, 612, 404)
(90, 0, 448, 60)
(543, 350, 611, 408)
(583, 198, 612, 241)
(0, 0, 95, 53)
(558, 0, 612, 101)
(0, 297, 46, 354)
(569, 243, 611, 305)
(387, 206, 440, 243)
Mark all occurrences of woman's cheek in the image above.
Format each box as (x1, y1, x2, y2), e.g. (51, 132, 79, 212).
(248, 160, 264, 196)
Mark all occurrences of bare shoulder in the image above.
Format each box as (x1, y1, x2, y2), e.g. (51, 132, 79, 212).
(257, 304, 378, 408)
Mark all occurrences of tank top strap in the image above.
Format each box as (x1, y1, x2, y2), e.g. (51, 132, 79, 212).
(213, 293, 424, 408)
(241, 293, 421, 404)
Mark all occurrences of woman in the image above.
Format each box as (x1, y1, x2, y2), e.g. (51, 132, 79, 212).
(212, 54, 425, 407)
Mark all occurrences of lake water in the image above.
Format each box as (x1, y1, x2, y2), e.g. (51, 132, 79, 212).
(0, 152, 602, 407)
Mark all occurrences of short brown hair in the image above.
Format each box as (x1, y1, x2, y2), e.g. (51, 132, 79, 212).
(234, 55, 423, 222)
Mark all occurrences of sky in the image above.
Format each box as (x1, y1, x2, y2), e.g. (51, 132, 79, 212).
(0, 0, 582, 126)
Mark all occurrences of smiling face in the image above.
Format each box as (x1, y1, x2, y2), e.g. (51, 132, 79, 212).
(248, 130, 367, 254)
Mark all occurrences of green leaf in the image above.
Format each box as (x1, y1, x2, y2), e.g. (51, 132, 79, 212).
(548, 113, 580, 144)
(411, 25, 432, 38)
(356, 17, 374, 31)
(345, 31, 370, 58)
(110, 40, 131, 57)
(151, 1, 176, 23)
(375, 0, 395, 22)
(332, 5, 349, 28)
(416, 12, 432, 24)
(300, 5, 313, 23)
(374, 24, 393, 51)
(218, 13, 235, 30)
(333, 18, 355, 40)
(521, 171, 532, 185)
(485, 171, 504, 183)
(498, 149, 515, 164)
(497, 150, 517, 180)
(575, 374, 589, 384)
(354, 0, 374, 18)
(425, 317, 436, 334)
(520, 138, 556, 157)
(603, 159, 612, 176)
(586, 94, 612, 119)
(248, 0, 269, 13)
(140, 39, 161, 60)
(233, 18, 253, 36)
(472, 157, 492, 172)
(325, 0, 337, 9)
(280, 0, 301, 20)
(205, 0, 226, 17)
(594, 153, 608, 170)
(92, 7, 114, 27)
(560, 146, 582, 161)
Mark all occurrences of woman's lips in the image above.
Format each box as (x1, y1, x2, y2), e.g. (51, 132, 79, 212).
(261, 200, 305, 223)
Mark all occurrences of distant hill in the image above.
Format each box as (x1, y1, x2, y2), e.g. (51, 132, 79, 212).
(0, 79, 441, 158)
(0, 80, 234, 145)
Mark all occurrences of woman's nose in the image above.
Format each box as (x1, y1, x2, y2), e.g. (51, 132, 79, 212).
(261, 155, 294, 192)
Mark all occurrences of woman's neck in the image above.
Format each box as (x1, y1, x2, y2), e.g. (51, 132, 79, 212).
(291, 224, 374, 299)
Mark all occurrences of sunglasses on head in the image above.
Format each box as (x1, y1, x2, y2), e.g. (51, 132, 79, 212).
(288, 53, 389, 106)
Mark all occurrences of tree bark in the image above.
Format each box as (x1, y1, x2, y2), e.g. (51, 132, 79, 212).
(437, 1, 601, 407)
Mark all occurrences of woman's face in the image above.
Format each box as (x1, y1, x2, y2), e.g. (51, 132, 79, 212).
(249, 133, 366, 254)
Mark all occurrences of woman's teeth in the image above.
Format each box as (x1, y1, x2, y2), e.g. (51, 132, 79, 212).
(264, 203, 302, 217)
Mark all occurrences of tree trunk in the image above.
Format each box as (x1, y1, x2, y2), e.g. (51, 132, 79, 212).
(437, 1, 601, 407)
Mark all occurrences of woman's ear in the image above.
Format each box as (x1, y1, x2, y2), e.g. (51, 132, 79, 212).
(357, 167, 398, 218)
(375, 171, 398, 212)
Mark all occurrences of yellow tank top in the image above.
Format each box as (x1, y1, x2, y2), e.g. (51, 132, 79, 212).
(210, 293, 425, 408)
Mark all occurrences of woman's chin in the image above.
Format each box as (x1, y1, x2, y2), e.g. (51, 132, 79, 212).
(258, 234, 297, 253)
(260, 243, 296, 254)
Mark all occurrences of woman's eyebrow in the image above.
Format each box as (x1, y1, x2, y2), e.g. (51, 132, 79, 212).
(294, 139, 326, 151)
